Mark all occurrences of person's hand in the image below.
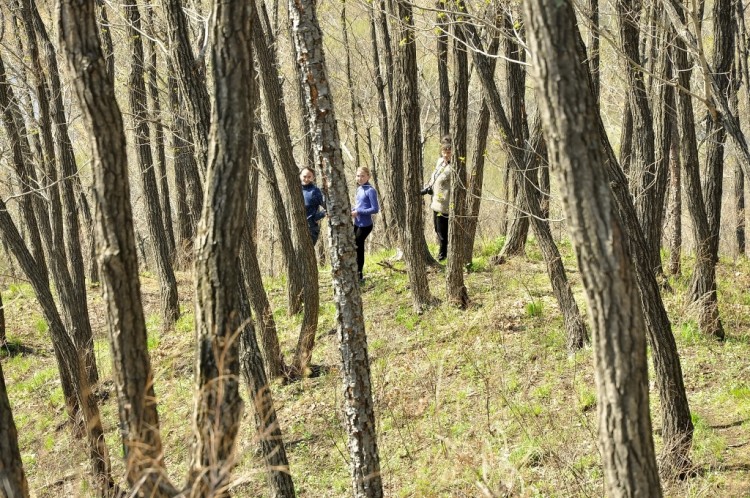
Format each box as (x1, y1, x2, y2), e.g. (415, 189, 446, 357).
(351, 210, 357, 218)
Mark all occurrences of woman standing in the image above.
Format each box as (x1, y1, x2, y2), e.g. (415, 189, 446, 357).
(422, 135, 452, 261)
(300, 167, 326, 245)
(351, 166, 379, 282)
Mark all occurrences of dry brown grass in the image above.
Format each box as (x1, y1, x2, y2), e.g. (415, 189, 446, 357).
(1, 239, 749, 497)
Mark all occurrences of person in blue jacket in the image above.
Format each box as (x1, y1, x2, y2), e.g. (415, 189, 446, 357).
(300, 167, 326, 245)
(351, 166, 379, 282)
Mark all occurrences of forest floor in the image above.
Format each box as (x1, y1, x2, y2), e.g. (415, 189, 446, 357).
(2, 236, 750, 497)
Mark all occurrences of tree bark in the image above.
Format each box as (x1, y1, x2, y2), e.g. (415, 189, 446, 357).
(498, 14, 530, 260)
(237, 280, 296, 498)
(167, 69, 203, 252)
(58, 2, 175, 494)
(522, 116, 589, 351)
(574, 26, 695, 475)
(188, 3, 255, 494)
(289, 0, 384, 493)
(253, 6, 306, 316)
(666, 1, 726, 341)
(0, 353, 29, 498)
(463, 98, 490, 265)
(163, 0, 211, 174)
(25, 0, 100, 385)
(0, 287, 4, 346)
(463, 31, 500, 265)
(125, 1, 180, 327)
(368, 0, 395, 245)
(667, 123, 682, 275)
(525, 3, 662, 494)
(0, 56, 47, 287)
(437, 0, 450, 137)
(144, 3, 177, 261)
(447, 3, 469, 308)
(588, 0, 600, 105)
(617, 0, 662, 275)
(396, 0, 434, 311)
(241, 134, 286, 379)
(0, 196, 114, 494)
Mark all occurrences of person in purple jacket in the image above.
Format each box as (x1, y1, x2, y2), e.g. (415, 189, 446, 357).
(300, 167, 326, 245)
(351, 166, 379, 282)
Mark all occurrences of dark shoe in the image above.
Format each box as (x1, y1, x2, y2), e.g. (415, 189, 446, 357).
(359, 278, 366, 286)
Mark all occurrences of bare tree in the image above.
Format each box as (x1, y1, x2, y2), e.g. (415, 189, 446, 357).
(188, 1, 258, 492)
(524, 1, 662, 494)
(163, 0, 211, 174)
(58, 2, 174, 493)
(395, 0, 435, 312)
(0, 360, 29, 498)
(124, 0, 180, 327)
(446, 1, 469, 308)
(289, 0, 384, 493)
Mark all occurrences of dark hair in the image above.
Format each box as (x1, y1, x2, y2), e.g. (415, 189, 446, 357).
(300, 167, 316, 178)
(440, 135, 452, 151)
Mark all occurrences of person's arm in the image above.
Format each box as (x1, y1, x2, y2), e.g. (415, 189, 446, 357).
(358, 187, 379, 215)
(313, 189, 326, 221)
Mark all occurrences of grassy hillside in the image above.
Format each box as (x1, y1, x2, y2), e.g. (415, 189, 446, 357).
(2, 237, 749, 497)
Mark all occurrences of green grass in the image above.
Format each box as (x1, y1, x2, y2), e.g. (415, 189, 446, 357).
(4, 243, 750, 497)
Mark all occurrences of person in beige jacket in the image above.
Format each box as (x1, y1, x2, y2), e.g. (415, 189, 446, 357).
(421, 136, 452, 261)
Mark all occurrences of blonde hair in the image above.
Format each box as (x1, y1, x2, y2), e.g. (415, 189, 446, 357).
(356, 166, 371, 176)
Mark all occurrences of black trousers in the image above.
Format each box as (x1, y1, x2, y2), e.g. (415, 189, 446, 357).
(354, 224, 373, 278)
(433, 211, 449, 260)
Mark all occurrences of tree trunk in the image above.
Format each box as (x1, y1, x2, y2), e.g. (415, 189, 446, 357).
(588, 0, 600, 105)
(437, 0, 450, 137)
(397, 0, 434, 311)
(523, 116, 589, 351)
(667, 123, 682, 275)
(368, 0, 395, 246)
(525, 3, 663, 494)
(498, 15, 530, 260)
(125, 1, 180, 328)
(574, 26, 695, 476)
(463, 98, 490, 265)
(0, 287, 4, 346)
(0, 56, 47, 285)
(188, 3, 256, 494)
(289, 0, 384, 493)
(26, 1, 100, 385)
(447, 4, 469, 308)
(96, 0, 114, 81)
(237, 280, 296, 498)
(252, 0, 310, 321)
(648, 12, 674, 278)
(0, 354, 29, 498)
(58, 3, 175, 494)
(694, 0, 732, 340)
(0, 196, 114, 494)
(144, 4, 177, 261)
(463, 29, 500, 265)
(241, 134, 286, 379)
(167, 69, 203, 252)
(341, 0, 361, 172)
(617, 0, 661, 275)
(163, 0, 211, 174)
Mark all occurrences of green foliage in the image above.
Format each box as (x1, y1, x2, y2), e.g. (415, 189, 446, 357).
(32, 314, 48, 335)
(525, 300, 543, 318)
(509, 436, 547, 468)
(175, 311, 194, 334)
(678, 320, 701, 344)
(479, 237, 506, 257)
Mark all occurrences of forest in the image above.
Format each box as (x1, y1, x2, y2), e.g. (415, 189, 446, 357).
(0, 0, 749, 496)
